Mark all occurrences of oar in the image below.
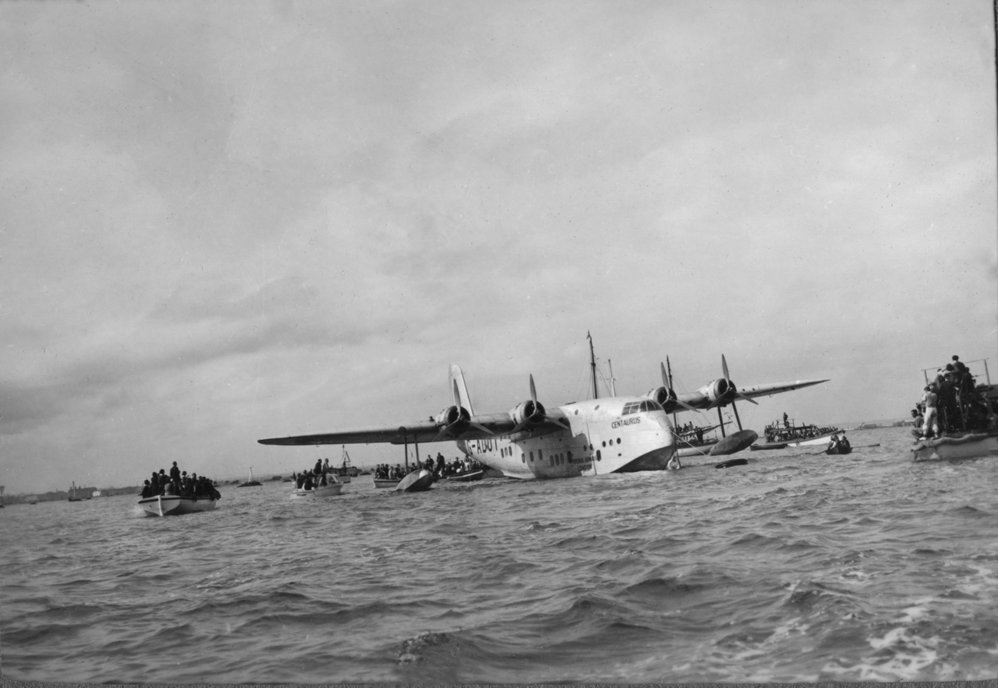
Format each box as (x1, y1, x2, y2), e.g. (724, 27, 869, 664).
(810, 442, 879, 455)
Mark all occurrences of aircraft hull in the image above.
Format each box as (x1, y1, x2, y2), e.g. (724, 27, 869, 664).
(462, 398, 677, 479)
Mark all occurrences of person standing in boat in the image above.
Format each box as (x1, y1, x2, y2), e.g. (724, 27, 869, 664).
(921, 384, 940, 439)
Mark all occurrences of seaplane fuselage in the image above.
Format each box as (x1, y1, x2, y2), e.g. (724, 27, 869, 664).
(459, 396, 676, 479)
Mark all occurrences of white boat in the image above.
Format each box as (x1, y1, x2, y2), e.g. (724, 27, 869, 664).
(138, 494, 218, 517)
(290, 478, 344, 499)
(762, 419, 841, 447)
(912, 431, 998, 462)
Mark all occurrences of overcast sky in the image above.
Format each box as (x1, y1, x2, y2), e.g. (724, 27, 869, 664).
(1, 0, 995, 494)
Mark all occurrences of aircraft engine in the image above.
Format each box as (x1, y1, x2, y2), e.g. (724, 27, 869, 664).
(509, 399, 547, 428)
(704, 378, 733, 403)
(435, 405, 471, 434)
(645, 386, 676, 408)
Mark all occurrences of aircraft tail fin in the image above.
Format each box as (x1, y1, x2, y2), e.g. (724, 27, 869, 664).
(449, 364, 475, 415)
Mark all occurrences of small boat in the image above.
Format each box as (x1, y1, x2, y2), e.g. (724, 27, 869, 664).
(330, 446, 360, 483)
(444, 468, 484, 482)
(395, 469, 433, 492)
(762, 418, 841, 447)
(912, 431, 998, 462)
(290, 482, 344, 499)
(138, 494, 218, 517)
(825, 440, 852, 455)
(715, 457, 748, 469)
(68, 481, 92, 502)
(750, 442, 787, 451)
(373, 477, 401, 489)
(911, 358, 998, 461)
(238, 467, 262, 487)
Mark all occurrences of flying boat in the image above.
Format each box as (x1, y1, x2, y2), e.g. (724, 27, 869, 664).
(258, 340, 828, 479)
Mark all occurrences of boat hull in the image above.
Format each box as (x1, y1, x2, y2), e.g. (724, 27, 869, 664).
(445, 469, 484, 482)
(911, 432, 998, 462)
(785, 432, 838, 447)
(395, 469, 434, 492)
(138, 495, 218, 517)
(290, 483, 344, 499)
(374, 478, 400, 489)
(750, 442, 788, 451)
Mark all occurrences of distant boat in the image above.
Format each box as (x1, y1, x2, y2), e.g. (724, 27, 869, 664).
(330, 446, 359, 482)
(68, 481, 92, 502)
(290, 480, 344, 499)
(138, 494, 219, 517)
(761, 418, 841, 447)
(238, 467, 263, 488)
(750, 442, 787, 451)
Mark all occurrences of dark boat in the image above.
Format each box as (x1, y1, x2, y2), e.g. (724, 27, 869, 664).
(444, 469, 484, 482)
(237, 467, 262, 487)
(395, 469, 433, 492)
(750, 442, 788, 451)
(715, 457, 748, 468)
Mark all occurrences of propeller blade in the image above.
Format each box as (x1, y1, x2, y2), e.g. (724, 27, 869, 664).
(722, 354, 730, 381)
(529, 374, 537, 402)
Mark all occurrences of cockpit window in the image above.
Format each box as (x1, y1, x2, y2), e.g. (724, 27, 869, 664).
(623, 400, 663, 415)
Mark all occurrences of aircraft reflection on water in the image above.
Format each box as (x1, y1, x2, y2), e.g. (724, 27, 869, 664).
(259, 340, 828, 480)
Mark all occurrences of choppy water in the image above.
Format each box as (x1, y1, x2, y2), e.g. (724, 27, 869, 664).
(2, 427, 997, 683)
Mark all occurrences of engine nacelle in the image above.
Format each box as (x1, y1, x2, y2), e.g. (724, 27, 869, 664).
(705, 378, 733, 403)
(509, 399, 546, 428)
(435, 405, 471, 432)
(645, 386, 676, 408)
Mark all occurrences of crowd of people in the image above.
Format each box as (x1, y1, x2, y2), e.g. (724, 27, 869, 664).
(290, 457, 337, 490)
(373, 452, 483, 481)
(140, 461, 221, 500)
(912, 355, 997, 440)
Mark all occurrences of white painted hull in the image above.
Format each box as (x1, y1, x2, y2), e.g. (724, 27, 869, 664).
(138, 495, 218, 517)
(290, 483, 344, 499)
(462, 397, 677, 479)
(911, 432, 998, 462)
(785, 432, 837, 447)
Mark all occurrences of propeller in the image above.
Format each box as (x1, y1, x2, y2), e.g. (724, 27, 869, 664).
(663, 358, 697, 412)
(717, 353, 758, 436)
(453, 379, 494, 436)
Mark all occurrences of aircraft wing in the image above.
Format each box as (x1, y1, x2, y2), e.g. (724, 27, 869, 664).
(258, 409, 569, 446)
(733, 379, 829, 401)
(667, 378, 828, 414)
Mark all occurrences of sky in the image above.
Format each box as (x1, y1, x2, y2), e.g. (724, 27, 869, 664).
(1, 0, 995, 495)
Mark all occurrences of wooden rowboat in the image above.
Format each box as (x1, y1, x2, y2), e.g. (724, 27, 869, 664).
(138, 495, 218, 517)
